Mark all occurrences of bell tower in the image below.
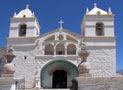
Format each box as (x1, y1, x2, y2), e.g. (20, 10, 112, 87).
(82, 3, 114, 38)
(8, 5, 40, 50)
(81, 3, 116, 77)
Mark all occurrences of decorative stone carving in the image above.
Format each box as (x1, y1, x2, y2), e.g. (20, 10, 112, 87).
(78, 62, 91, 74)
(78, 42, 91, 76)
(2, 46, 16, 76)
(34, 61, 41, 89)
(34, 76, 40, 89)
(3, 63, 15, 74)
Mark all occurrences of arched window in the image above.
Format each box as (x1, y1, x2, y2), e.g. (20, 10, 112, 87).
(97, 11, 101, 15)
(67, 44, 76, 55)
(45, 44, 54, 55)
(19, 24, 27, 36)
(96, 23, 104, 36)
(58, 35, 64, 40)
(56, 44, 65, 55)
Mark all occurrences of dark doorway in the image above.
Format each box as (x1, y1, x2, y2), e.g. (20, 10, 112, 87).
(53, 70, 67, 88)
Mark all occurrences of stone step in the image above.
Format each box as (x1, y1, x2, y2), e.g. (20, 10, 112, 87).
(25, 88, 70, 90)
(40, 89, 70, 90)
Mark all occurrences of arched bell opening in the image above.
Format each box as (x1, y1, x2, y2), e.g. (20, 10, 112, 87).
(19, 24, 27, 36)
(41, 60, 78, 89)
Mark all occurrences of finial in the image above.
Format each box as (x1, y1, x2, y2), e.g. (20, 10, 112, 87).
(86, 8, 89, 13)
(14, 12, 16, 17)
(58, 19, 64, 30)
(108, 7, 112, 14)
(26, 4, 29, 9)
(94, 3, 97, 8)
(32, 11, 35, 16)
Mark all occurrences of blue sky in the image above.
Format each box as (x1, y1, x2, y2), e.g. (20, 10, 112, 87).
(0, 0, 123, 70)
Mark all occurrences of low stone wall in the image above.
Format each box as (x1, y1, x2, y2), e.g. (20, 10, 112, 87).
(77, 76, 123, 90)
(1, 76, 123, 90)
(0, 77, 25, 90)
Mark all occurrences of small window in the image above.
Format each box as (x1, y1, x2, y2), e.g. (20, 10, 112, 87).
(24, 56, 27, 60)
(97, 11, 101, 15)
(96, 23, 104, 36)
(45, 44, 54, 55)
(19, 24, 27, 36)
(23, 15, 26, 18)
(59, 35, 64, 40)
(67, 44, 76, 55)
(56, 44, 65, 55)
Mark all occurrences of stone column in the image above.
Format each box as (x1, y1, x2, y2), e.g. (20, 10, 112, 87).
(54, 44, 56, 57)
(65, 44, 67, 57)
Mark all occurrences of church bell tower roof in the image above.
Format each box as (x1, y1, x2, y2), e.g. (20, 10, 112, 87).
(86, 3, 111, 15)
(13, 4, 34, 18)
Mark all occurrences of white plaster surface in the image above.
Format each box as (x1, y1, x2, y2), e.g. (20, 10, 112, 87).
(6, 4, 116, 89)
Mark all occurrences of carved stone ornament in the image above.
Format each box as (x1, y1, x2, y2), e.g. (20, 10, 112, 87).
(2, 46, 16, 76)
(3, 63, 15, 74)
(4, 46, 16, 63)
(78, 42, 91, 75)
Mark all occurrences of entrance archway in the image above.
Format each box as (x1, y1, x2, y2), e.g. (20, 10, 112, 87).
(53, 70, 67, 88)
(41, 60, 78, 88)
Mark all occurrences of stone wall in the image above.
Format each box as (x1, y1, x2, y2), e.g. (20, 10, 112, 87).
(0, 77, 25, 90)
(12, 47, 116, 88)
(88, 48, 116, 77)
(77, 77, 123, 90)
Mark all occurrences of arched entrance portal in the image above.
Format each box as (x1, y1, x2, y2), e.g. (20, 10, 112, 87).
(41, 60, 78, 89)
(53, 70, 67, 88)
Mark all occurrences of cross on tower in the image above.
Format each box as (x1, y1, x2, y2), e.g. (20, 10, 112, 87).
(94, 3, 97, 8)
(58, 20, 64, 30)
(26, 4, 29, 9)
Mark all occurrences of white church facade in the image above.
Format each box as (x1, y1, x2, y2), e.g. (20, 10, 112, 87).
(1, 3, 116, 90)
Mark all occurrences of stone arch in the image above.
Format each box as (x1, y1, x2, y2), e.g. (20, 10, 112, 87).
(45, 35, 55, 41)
(56, 44, 65, 55)
(67, 44, 76, 55)
(41, 60, 79, 88)
(45, 44, 54, 55)
(95, 22, 104, 36)
(66, 35, 78, 42)
(19, 24, 27, 36)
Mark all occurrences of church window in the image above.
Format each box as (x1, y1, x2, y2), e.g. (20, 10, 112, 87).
(56, 44, 65, 55)
(23, 15, 26, 18)
(45, 44, 54, 55)
(67, 44, 76, 55)
(58, 35, 64, 40)
(96, 22, 104, 36)
(97, 11, 101, 15)
(19, 24, 27, 36)
(24, 56, 27, 60)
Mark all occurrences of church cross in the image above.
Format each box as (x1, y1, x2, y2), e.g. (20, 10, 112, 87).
(58, 20, 64, 30)
(26, 4, 29, 9)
